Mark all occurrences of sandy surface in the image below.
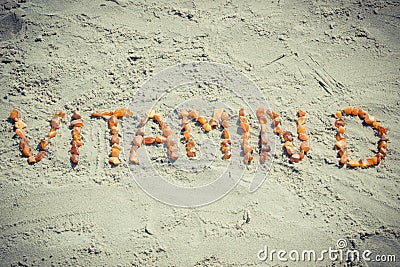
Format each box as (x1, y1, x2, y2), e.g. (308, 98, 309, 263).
(1, 0, 399, 266)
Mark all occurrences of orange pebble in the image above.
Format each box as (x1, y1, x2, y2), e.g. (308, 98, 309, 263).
(339, 155, 347, 165)
(202, 123, 212, 132)
(163, 125, 173, 137)
(209, 118, 219, 127)
(113, 108, 126, 118)
(343, 107, 353, 115)
(70, 119, 83, 127)
(10, 109, 21, 121)
(372, 121, 380, 129)
(221, 145, 230, 153)
(187, 151, 196, 157)
(125, 109, 133, 117)
(73, 134, 81, 142)
(54, 111, 66, 118)
(366, 157, 378, 166)
(51, 117, 61, 129)
(243, 143, 252, 154)
(351, 108, 359, 116)
(111, 126, 119, 135)
(336, 139, 346, 149)
(47, 130, 57, 138)
(73, 127, 81, 135)
(40, 139, 49, 150)
(289, 153, 301, 163)
(35, 151, 46, 162)
(359, 159, 368, 168)
(15, 128, 26, 139)
(221, 120, 229, 129)
(241, 122, 250, 132)
(297, 110, 306, 117)
(180, 109, 189, 117)
(27, 156, 36, 164)
(19, 138, 29, 150)
(347, 159, 360, 168)
(378, 141, 387, 150)
(15, 121, 27, 129)
(298, 133, 309, 141)
(271, 111, 279, 119)
(364, 114, 376, 125)
(72, 111, 82, 120)
(75, 140, 83, 147)
(221, 112, 229, 121)
(223, 128, 230, 139)
(143, 137, 156, 145)
(283, 131, 293, 142)
(297, 116, 306, 125)
(155, 135, 167, 143)
(189, 110, 199, 119)
(146, 110, 155, 119)
(239, 116, 247, 123)
(159, 121, 165, 130)
(259, 116, 267, 124)
(297, 125, 306, 134)
(284, 143, 298, 156)
(111, 134, 120, 144)
(377, 126, 388, 136)
(129, 147, 139, 164)
(111, 147, 121, 157)
(300, 141, 310, 152)
(197, 116, 207, 125)
(108, 116, 118, 128)
(335, 111, 342, 119)
(183, 131, 190, 141)
(260, 152, 268, 162)
(338, 147, 347, 157)
(256, 107, 264, 118)
(183, 122, 191, 131)
(133, 135, 143, 147)
(338, 126, 345, 134)
(154, 113, 163, 123)
(273, 117, 281, 127)
(102, 111, 114, 117)
(242, 132, 251, 140)
(243, 153, 253, 164)
(109, 157, 121, 166)
(71, 141, 79, 155)
(335, 119, 345, 127)
(336, 133, 345, 141)
(71, 154, 79, 164)
(22, 145, 33, 157)
(358, 109, 367, 119)
(275, 126, 283, 135)
(91, 110, 103, 117)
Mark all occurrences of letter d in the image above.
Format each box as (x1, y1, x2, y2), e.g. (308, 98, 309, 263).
(257, 245, 268, 261)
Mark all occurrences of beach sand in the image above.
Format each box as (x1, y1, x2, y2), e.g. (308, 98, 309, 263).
(0, 0, 399, 266)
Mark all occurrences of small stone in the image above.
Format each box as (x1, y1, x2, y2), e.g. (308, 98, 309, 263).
(144, 225, 153, 235)
(243, 210, 251, 224)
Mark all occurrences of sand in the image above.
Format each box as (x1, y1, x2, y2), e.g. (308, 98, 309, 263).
(0, 0, 399, 266)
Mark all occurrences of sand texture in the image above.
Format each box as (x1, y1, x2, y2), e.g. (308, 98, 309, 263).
(0, 0, 399, 266)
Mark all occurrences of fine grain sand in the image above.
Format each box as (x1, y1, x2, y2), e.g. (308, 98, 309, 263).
(0, 0, 399, 266)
